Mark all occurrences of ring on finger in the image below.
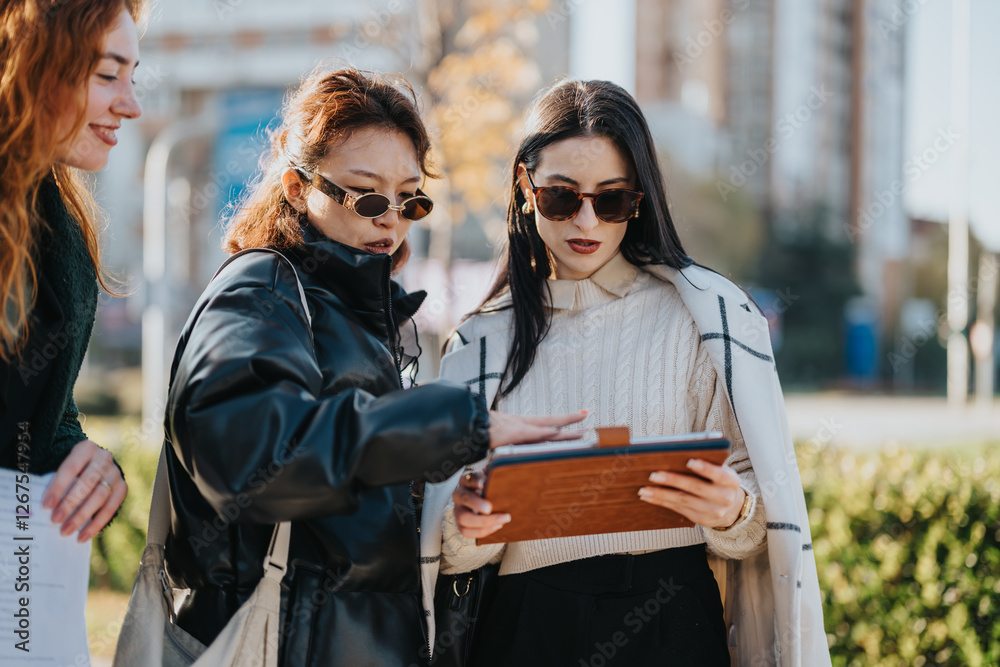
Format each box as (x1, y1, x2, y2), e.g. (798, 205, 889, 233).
(99, 478, 113, 491)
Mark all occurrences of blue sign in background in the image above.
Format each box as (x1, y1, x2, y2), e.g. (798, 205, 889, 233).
(212, 88, 286, 221)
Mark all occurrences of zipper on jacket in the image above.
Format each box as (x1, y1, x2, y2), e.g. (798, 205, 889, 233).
(381, 260, 403, 387)
(411, 484, 434, 661)
(382, 259, 429, 657)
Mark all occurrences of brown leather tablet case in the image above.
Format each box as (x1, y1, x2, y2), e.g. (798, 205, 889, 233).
(477, 430, 730, 545)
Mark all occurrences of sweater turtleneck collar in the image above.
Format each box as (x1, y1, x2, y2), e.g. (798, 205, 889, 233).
(546, 252, 639, 311)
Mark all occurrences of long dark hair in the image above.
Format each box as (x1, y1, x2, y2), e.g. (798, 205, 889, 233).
(473, 79, 693, 398)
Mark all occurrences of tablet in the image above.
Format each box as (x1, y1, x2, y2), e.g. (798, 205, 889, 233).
(478, 431, 731, 545)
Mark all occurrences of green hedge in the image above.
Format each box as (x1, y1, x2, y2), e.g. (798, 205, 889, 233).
(84, 416, 157, 591)
(84, 417, 1000, 664)
(801, 443, 1000, 666)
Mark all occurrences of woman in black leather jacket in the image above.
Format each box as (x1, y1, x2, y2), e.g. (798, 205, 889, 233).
(161, 67, 582, 666)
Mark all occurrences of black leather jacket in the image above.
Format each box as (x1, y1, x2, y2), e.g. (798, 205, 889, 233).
(163, 225, 489, 666)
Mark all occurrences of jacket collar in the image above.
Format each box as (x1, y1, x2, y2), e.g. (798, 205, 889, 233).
(290, 222, 426, 334)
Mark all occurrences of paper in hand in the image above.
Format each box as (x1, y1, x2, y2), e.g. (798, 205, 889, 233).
(0, 467, 93, 665)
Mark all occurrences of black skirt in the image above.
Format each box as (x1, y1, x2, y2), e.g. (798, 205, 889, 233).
(470, 544, 730, 667)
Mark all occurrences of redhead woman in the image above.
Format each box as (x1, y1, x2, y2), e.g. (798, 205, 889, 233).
(0, 1, 144, 541)
(159, 67, 582, 666)
(422, 80, 830, 666)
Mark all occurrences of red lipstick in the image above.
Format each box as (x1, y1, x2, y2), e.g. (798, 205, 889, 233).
(567, 239, 600, 254)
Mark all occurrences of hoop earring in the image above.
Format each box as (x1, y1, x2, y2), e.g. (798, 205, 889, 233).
(521, 200, 534, 215)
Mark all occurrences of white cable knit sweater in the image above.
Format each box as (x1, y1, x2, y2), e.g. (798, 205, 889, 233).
(440, 253, 768, 576)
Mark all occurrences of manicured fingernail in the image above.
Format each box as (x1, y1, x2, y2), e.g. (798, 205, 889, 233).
(501, 514, 512, 524)
(649, 472, 667, 484)
(687, 459, 702, 470)
(638, 488, 652, 499)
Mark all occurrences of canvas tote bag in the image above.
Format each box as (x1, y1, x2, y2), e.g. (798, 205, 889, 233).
(113, 249, 312, 666)
(112, 447, 290, 667)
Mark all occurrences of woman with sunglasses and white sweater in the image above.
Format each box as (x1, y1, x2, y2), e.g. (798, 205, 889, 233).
(421, 80, 830, 666)
(159, 67, 582, 666)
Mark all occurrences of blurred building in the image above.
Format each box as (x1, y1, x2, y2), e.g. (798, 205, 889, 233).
(854, 0, 909, 356)
(102, 0, 419, 292)
(569, 0, 879, 237)
(90, 0, 915, 418)
(634, 0, 731, 175)
(565, 0, 909, 380)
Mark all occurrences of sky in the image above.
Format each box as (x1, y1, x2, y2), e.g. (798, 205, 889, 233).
(905, 0, 1000, 250)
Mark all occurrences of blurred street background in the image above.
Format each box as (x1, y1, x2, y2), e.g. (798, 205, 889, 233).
(70, 1, 999, 665)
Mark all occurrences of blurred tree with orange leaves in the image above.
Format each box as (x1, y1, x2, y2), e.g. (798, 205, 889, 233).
(413, 0, 548, 262)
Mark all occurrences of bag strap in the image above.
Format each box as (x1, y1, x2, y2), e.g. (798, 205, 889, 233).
(214, 247, 314, 330)
(146, 248, 312, 563)
(145, 446, 172, 547)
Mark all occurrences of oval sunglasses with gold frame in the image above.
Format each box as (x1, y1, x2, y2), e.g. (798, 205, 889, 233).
(295, 167, 434, 221)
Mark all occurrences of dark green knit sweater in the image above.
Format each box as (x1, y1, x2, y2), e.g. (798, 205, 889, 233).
(1, 178, 98, 473)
